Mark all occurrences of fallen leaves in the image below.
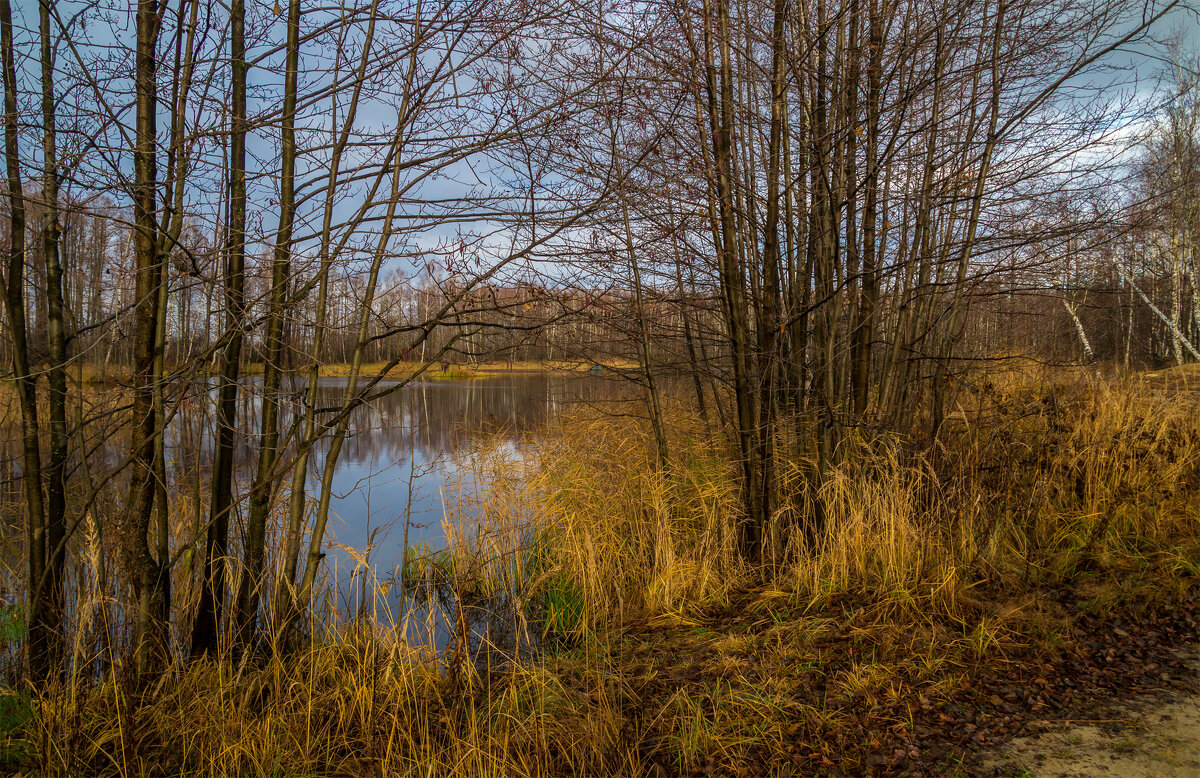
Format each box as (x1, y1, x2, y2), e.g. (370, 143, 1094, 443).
(610, 580, 1199, 777)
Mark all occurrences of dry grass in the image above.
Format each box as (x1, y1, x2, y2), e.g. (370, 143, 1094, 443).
(529, 401, 743, 629)
(8, 367, 1200, 775)
(30, 632, 635, 776)
(526, 370, 1200, 625)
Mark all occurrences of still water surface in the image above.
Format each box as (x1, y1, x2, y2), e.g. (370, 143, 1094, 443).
(302, 372, 609, 571)
(168, 372, 618, 641)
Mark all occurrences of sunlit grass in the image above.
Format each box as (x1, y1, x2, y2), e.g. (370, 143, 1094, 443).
(9, 368, 1200, 775)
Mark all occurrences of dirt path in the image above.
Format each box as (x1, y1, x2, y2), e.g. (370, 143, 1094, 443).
(983, 651, 1200, 777)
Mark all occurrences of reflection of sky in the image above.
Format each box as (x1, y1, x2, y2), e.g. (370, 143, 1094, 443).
(301, 374, 615, 641)
(163, 374, 613, 576)
(318, 376, 598, 570)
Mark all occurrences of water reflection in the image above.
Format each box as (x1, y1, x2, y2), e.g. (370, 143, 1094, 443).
(171, 373, 609, 557)
(163, 372, 617, 651)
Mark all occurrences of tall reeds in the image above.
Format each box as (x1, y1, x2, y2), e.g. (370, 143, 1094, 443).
(8, 369, 1200, 775)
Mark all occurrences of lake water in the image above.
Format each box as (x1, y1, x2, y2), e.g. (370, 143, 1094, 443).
(0, 372, 627, 670)
(299, 373, 609, 571)
(169, 371, 619, 647)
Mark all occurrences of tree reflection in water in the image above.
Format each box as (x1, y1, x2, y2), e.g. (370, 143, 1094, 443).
(157, 372, 620, 655)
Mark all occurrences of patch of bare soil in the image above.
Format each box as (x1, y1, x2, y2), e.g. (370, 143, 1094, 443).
(982, 651, 1200, 777)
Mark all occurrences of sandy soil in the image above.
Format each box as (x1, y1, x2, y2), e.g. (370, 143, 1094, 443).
(984, 652, 1200, 777)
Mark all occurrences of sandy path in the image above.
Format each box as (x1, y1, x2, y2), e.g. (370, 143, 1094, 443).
(984, 652, 1200, 777)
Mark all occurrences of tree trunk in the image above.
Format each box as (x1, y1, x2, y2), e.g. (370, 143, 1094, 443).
(38, 0, 68, 679)
(235, 0, 301, 651)
(192, 0, 246, 658)
(128, 0, 167, 676)
(0, 0, 51, 679)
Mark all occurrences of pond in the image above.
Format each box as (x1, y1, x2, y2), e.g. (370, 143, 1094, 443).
(166, 371, 621, 651)
(298, 373, 609, 571)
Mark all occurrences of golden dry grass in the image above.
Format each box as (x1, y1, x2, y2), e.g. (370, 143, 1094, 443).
(8, 367, 1200, 776)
